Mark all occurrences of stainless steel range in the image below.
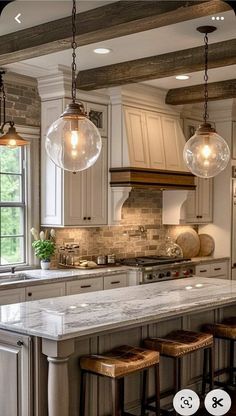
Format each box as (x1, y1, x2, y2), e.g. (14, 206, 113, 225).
(120, 256, 194, 284)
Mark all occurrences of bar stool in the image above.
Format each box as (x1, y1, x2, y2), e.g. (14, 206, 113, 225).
(79, 344, 160, 416)
(143, 330, 214, 413)
(203, 317, 236, 387)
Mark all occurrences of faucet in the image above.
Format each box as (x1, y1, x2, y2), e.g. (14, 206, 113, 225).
(0, 266, 16, 274)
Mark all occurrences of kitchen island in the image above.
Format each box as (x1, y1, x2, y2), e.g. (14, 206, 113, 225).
(0, 277, 235, 416)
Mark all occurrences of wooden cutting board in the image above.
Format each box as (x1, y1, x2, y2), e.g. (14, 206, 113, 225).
(176, 229, 200, 258)
(198, 234, 215, 257)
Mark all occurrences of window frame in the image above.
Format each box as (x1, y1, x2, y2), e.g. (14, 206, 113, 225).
(0, 125, 40, 271)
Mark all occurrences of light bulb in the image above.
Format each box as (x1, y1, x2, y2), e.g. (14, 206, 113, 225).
(7, 139, 17, 148)
(183, 124, 230, 178)
(45, 104, 102, 172)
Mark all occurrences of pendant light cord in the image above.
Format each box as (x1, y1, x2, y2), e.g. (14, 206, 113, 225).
(71, 0, 77, 104)
(203, 32, 209, 124)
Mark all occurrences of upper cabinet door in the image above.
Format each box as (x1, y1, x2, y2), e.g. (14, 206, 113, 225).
(87, 138, 108, 225)
(87, 102, 108, 137)
(124, 106, 150, 168)
(64, 169, 87, 226)
(145, 112, 166, 169)
(41, 100, 63, 226)
(161, 117, 188, 171)
(196, 177, 213, 223)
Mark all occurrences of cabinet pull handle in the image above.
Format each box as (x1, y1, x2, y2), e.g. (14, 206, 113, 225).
(111, 281, 120, 285)
(28, 292, 32, 296)
(17, 340, 24, 347)
(80, 285, 91, 289)
(199, 269, 207, 273)
(214, 267, 221, 271)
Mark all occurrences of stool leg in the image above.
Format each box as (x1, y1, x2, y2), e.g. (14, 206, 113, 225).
(111, 378, 123, 416)
(229, 340, 235, 385)
(79, 370, 86, 416)
(141, 369, 147, 416)
(209, 346, 214, 391)
(154, 363, 161, 416)
(174, 357, 181, 393)
(202, 348, 208, 396)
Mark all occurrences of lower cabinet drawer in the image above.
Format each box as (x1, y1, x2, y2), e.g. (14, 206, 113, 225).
(66, 277, 103, 295)
(210, 262, 227, 277)
(104, 273, 127, 290)
(195, 264, 211, 277)
(26, 283, 66, 301)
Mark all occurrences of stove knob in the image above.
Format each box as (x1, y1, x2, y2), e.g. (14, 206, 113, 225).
(166, 271, 171, 277)
(172, 271, 179, 278)
(159, 273, 165, 279)
(147, 274, 153, 280)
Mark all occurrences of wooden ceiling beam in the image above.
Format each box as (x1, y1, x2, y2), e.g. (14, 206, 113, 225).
(77, 39, 236, 90)
(0, 0, 231, 65)
(165, 78, 236, 105)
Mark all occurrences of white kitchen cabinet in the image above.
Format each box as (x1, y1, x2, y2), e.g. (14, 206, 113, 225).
(64, 138, 107, 226)
(66, 277, 103, 294)
(25, 282, 65, 301)
(0, 288, 25, 305)
(124, 106, 187, 171)
(185, 177, 213, 223)
(104, 273, 127, 290)
(0, 330, 32, 416)
(195, 260, 229, 279)
(41, 100, 108, 227)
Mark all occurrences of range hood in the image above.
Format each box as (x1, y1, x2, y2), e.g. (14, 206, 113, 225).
(109, 85, 195, 191)
(110, 167, 195, 190)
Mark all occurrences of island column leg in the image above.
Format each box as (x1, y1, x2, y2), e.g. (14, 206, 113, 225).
(42, 339, 75, 416)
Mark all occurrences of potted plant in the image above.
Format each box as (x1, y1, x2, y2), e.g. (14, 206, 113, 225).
(31, 228, 56, 270)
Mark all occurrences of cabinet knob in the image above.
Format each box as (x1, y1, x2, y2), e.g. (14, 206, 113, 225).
(28, 292, 32, 297)
(83, 217, 87, 220)
(88, 217, 91, 220)
(17, 340, 24, 347)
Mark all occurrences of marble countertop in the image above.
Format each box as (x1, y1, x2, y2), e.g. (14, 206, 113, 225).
(0, 266, 130, 290)
(0, 256, 229, 290)
(0, 277, 235, 341)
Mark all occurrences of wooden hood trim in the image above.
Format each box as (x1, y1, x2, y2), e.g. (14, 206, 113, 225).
(110, 167, 195, 190)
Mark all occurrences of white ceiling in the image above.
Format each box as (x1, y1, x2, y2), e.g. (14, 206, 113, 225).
(1, 2, 236, 91)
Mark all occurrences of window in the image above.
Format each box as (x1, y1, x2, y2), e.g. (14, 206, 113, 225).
(0, 147, 26, 265)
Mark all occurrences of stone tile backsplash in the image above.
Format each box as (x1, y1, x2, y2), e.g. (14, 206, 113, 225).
(53, 189, 195, 262)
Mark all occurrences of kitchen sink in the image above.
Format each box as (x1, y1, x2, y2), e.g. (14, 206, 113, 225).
(0, 274, 35, 284)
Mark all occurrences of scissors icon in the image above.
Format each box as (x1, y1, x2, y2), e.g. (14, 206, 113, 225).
(212, 396, 224, 408)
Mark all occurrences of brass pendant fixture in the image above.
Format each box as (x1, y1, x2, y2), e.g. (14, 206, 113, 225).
(183, 26, 230, 178)
(0, 70, 28, 147)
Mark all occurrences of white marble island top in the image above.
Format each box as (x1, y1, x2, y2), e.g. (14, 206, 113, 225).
(0, 277, 236, 341)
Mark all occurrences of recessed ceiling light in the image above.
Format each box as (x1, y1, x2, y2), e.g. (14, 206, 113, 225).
(93, 48, 112, 55)
(175, 75, 190, 80)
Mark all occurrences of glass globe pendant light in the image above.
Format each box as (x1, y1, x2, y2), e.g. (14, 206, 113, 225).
(0, 70, 29, 148)
(45, 0, 102, 173)
(183, 26, 230, 178)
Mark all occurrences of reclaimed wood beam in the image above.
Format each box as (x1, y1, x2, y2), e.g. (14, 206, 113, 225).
(77, 39, 236, 90)
(166, 79, 236, 105)
(0, 0, 231, 65)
